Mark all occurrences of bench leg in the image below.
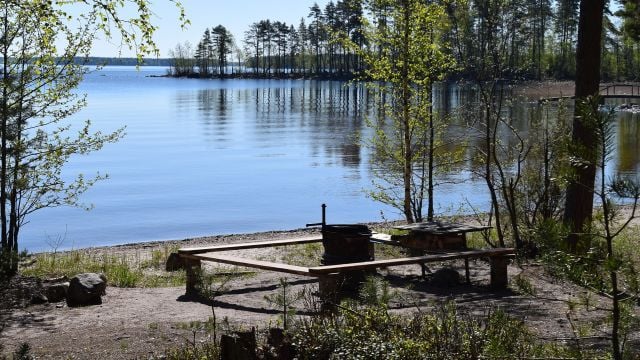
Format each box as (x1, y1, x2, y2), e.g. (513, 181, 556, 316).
(185, 258, 202, 297)
(318, 274, 339, 300)
(368, 242, 375, 260)
(318, 274, 343, 312)
(490, 256, 509, 289)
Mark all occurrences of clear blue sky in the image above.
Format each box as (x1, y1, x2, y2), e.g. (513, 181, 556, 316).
(91, 0, 330, 57)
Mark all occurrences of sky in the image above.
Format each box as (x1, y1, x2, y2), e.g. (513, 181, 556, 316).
(90, 0, 330, 57)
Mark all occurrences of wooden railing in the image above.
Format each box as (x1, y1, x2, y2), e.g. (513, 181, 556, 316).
(599, 83, 640, 97)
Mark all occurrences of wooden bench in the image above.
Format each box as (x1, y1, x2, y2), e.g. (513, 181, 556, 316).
(178, 235, 516, 299)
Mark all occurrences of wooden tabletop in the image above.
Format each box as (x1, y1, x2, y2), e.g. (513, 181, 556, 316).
(393, 221, 492, 235)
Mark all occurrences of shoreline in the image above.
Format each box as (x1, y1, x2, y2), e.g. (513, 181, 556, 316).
(31, 202, 640, 255)
(36, 218, 408, 256)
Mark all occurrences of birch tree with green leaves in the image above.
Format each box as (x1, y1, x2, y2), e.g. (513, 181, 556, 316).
(350, 0, 456, 223)
(0, 0, 187, 276)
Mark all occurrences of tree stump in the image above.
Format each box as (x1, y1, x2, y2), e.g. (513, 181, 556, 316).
(220, 328, 257, 360)
(267, 327, 293, 360)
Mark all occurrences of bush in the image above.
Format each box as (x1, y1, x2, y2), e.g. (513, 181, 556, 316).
(165, 342, 219, 360)
(290, 300, 583, 359)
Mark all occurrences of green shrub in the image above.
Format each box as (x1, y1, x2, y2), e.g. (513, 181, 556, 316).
(13, 343, 32, 360)
(290, 300, 586, 359)
(531, 218, 568, 252)
(512, 273, 537, 296)
(141, 245, 179, 269)
(359, 276, 392, 306)
(104, 261, 142, 287)
(164, 342, 219, 360)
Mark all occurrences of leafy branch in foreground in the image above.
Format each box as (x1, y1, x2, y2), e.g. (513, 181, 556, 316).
(543, 97, 640, 360)
(585, 96, 640, 360)
(0, 0, 187, 276)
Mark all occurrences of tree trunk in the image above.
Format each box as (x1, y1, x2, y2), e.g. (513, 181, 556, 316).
(427, 104, 435, 222)
(401, 0, 413, 223)
(610, 262, 622, 360)
(1, 7, 10, 265)
(563, 0, 605, 252)
(484, 93, 504, 247)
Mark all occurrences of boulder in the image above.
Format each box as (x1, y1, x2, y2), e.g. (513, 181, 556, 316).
(165, 252, 185, 271)
(67, 273, 107, 307)
(45, 282, 69, 303)
(30, 292, 48, 304)
(430, 267, 461, 288)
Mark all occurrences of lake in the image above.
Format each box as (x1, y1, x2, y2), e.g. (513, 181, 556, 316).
(20, 67, 640, 252)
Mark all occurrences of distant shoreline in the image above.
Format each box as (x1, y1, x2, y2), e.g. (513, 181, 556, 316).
(79, 57, 173, 66)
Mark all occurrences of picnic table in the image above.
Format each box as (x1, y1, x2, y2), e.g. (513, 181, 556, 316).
(384, 221, 494, 279)
(391, 221, 492, 251)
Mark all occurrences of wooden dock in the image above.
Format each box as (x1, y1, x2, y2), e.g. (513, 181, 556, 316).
(538, 83, 640, 104)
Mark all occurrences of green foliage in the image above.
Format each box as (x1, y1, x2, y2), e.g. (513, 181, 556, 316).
(616, 230, 640, 295)
(167, 0, 640, 81)
(373, 242, 405, 260)
(358, 276, 392, 306)
(168, 316, 233, 360)
(537, 96, 640, 359)
(543, 244, 610, 292)
(141, 245, 179, 269)
(465, 87, 573, 250)
(616, 0, 640, 41)
(347, 0, 458, 222)
(465, 228, 498, 249)
(519, 102, 572, 232)
(512, 273, 537, 296)
(165, 338, 219, 360)
(13, 343, 32, 360)
(0, 0, 187, 274)
(291, 300, 583, 359)
(263, 278, 305, 330)
(176, 318, 219, 335)
(189, 25, 235, 78)
(530, 218, 569, 253)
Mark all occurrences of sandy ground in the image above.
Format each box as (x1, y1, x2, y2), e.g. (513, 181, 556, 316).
(1, 223, 638, 359)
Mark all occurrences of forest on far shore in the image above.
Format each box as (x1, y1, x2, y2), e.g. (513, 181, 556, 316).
(167, 0, 640, 81)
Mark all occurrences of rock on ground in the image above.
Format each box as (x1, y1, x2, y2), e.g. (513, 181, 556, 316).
(66, 273, 107, 307)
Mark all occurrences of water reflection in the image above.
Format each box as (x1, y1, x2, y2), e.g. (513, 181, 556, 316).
(189, 81, 640, 177)
(617, 112, 640, 175)
(194, 89, 231, 143)
(189, 81, 369, 170)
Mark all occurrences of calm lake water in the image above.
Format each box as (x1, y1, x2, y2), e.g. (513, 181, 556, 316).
(20, 67, 640, 252)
